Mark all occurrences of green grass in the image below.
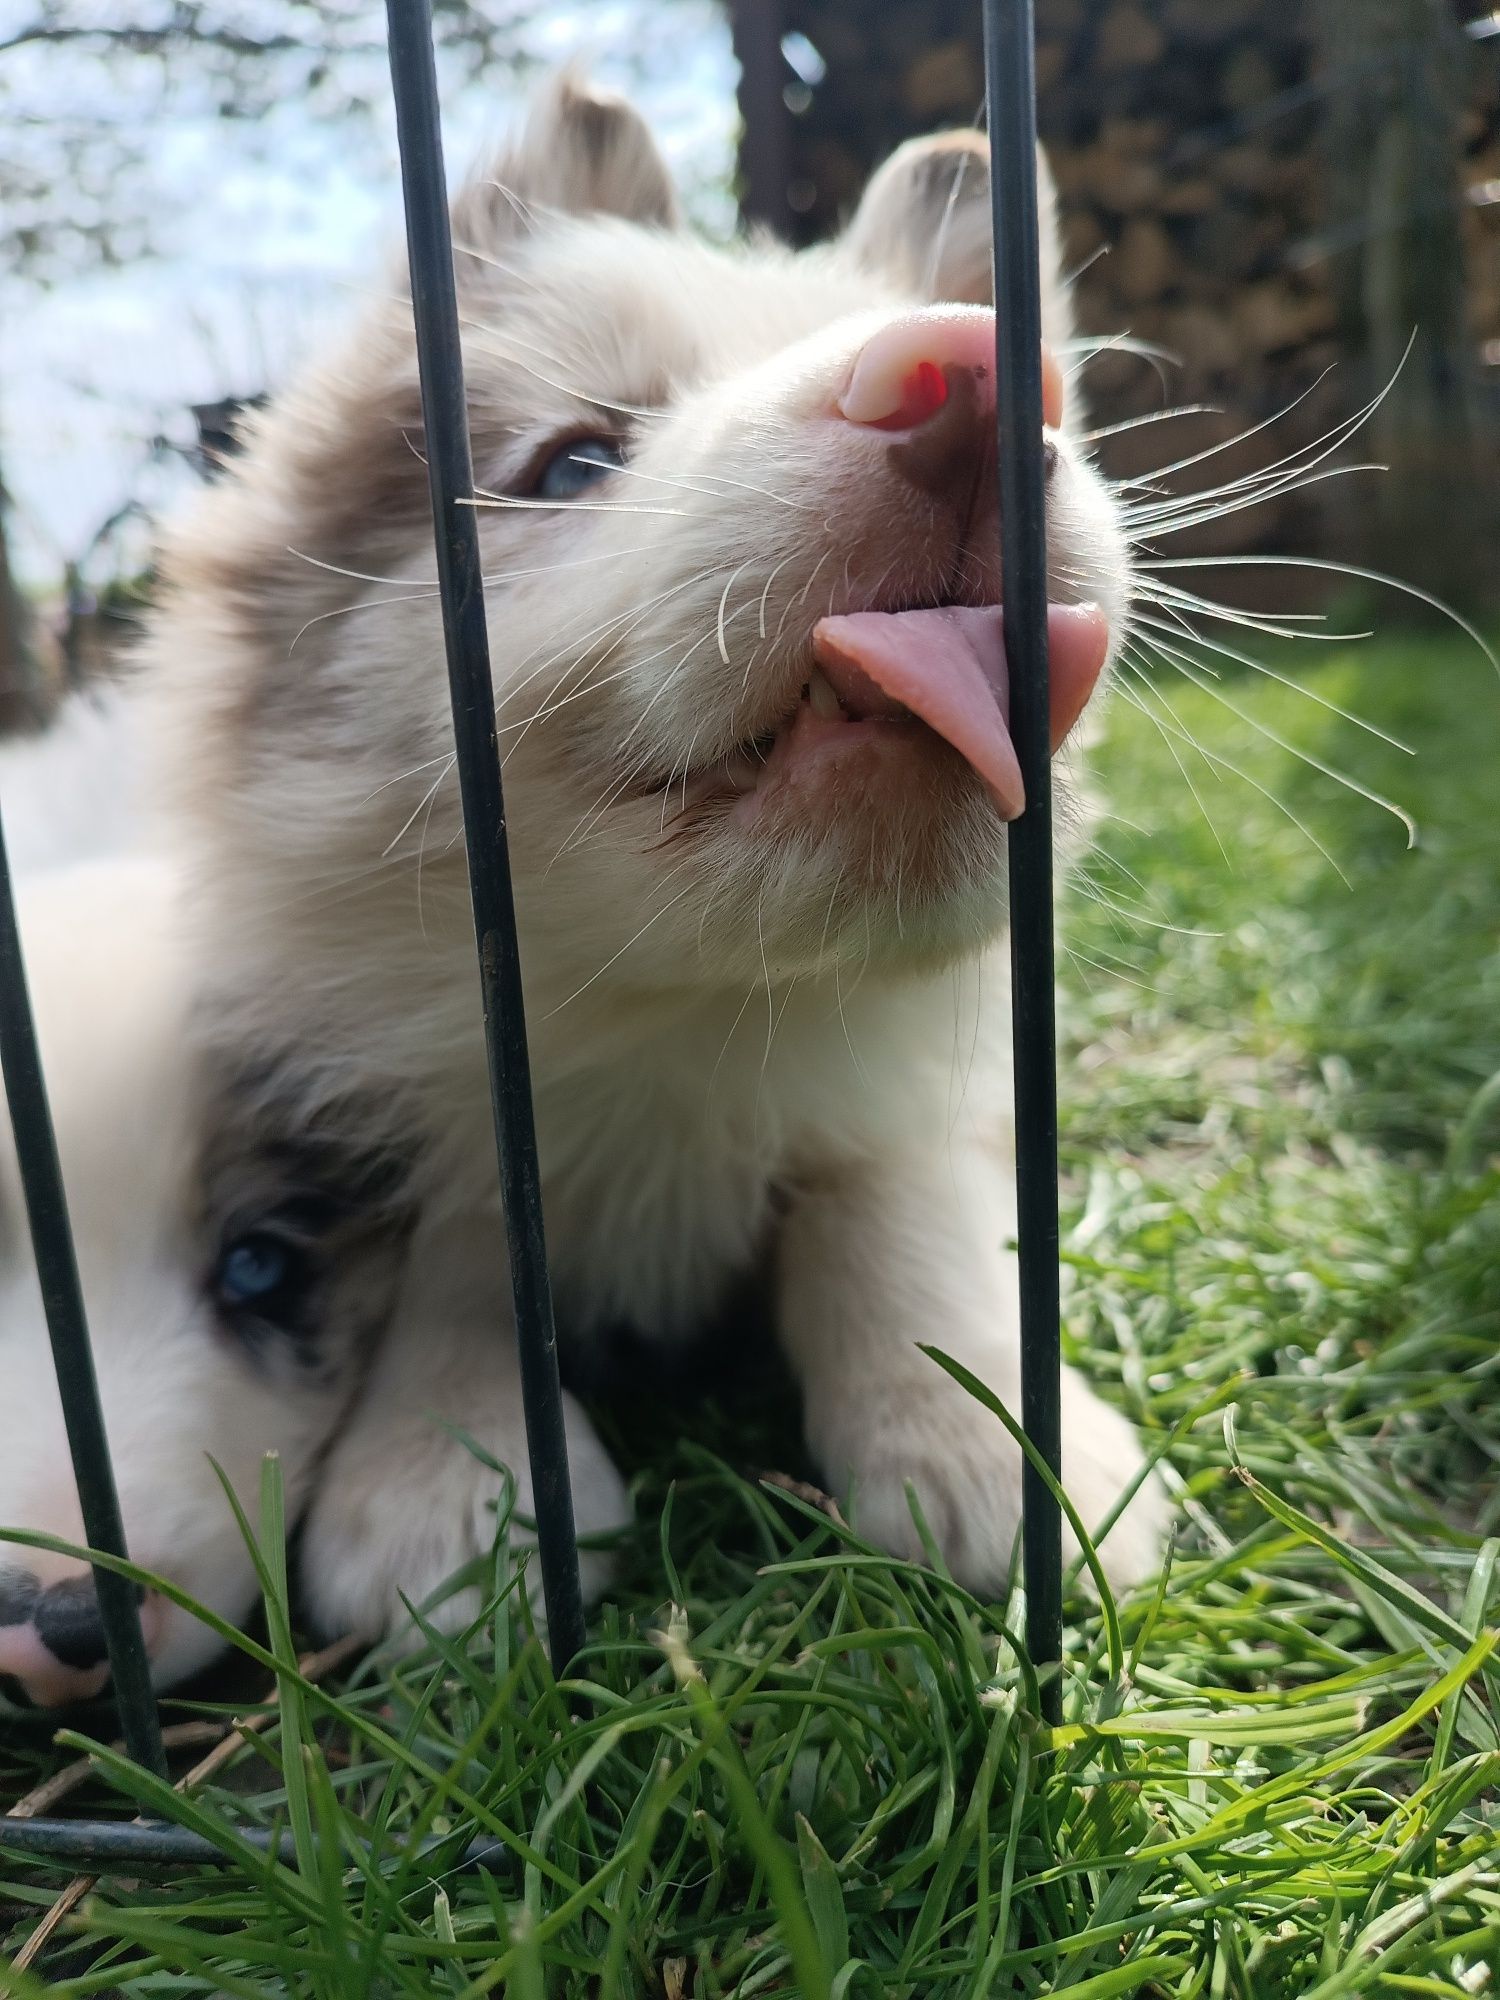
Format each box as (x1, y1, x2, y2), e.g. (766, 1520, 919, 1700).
(4, 631, 1499, 1997)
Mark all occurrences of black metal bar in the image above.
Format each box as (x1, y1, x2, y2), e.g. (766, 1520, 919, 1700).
(0, 1815, 507, 1875)
(982, 0, 1065, 1726)
(0, 808, 168, 1779)
(383, 0, 585, 1673)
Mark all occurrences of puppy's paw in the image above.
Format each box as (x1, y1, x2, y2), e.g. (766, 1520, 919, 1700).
(815, 1360, 1168, 1601)
(300, 1388, 629, 1648)
(1058, 1370, 1172, 1590)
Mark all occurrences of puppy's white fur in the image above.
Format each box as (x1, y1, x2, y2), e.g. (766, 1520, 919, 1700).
(0, 687, 147, 876)
(0, 857, 358, 1694)
(0, 698, 447, 1698)
(144, 78, 1167, 1631)
(0, 850, 622, 1693)
(300, 1211, 627, 1644)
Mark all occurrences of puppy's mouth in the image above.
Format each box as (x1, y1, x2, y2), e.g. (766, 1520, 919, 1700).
(665, 601, 1109, 822)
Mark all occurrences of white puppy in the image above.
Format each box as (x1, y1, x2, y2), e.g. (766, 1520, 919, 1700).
(143, 79, 1167, 1636)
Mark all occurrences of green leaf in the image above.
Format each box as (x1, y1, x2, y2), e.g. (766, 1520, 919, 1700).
(796, 1813, 850, 1970)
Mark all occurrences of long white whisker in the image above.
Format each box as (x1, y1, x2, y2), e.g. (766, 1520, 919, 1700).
(358, 752, 454, 807)
(833, 944, 868, 1085)
(1139, 699, 1349, 882)
(290, 588, 442, 652)
(717, 561, 751, 666)
(1133, 575, 1369, 643)
(461, 322, 662, 419)
(1113, 657, 1236, 870)
(757, 556, 794, 644)
(465, 492, 689, 519)
(382, 757, 457, 859)
(502, 574, 704, 698)
(1064, 943, 1159, 992)
(1130, 606, 1415, 753)
(285, 548, 429, 588)
(1078, 404, 1221, 446)
(495, 572, 720, 744)
(550, 646, 709, 860)
(663, 467, 816, 512)
(598, 460, 812, 512)
(543, 879, 701, 1016)
(923, 137, 974, 297)
(1120, 347, 1417, 549)
(1152, 556, 1499, 678)
(1134, 628, 1417, 847)
(706, 982, 759, 1104)
(1127, 461, 1383, 540)
(755, 882, 775, 1072)
(1121, 366, 1345, 493)
(813, 863, 846, 982)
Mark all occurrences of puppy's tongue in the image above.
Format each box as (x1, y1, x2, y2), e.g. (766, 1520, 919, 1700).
(810, 602, 1109, 819)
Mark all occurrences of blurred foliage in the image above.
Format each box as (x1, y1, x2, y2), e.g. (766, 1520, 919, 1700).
(0, 2, 547, 277)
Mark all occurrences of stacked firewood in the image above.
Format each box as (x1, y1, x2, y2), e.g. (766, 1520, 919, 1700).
(746, 0, 1500, 582)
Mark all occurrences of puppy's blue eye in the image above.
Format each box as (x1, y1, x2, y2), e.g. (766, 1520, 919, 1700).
(216, 1234, 300, 1308)
(532, 435, 625, 500)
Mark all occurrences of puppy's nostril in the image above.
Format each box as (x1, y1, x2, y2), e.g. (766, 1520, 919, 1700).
(839, 312, 1000, 432)
(34, 1575, 122, 1673)
(863, 358, 952, 434)
(840, 312, 1066, 434)
(0, 1565, 42, 1627)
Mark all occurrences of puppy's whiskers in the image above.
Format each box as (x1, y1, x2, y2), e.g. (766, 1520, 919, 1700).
(544, 871, 701, 1017)
(1131, 604, 1412, 751)
(462, 322, 662, 420)
(466, 491, 689, 519)
(1117, 648, 1347, 881)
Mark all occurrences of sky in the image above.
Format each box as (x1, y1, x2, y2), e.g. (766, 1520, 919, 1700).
(0, 2, 739, 588)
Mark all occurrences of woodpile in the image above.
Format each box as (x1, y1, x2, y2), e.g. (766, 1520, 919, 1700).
(737, 0, 1500, 598)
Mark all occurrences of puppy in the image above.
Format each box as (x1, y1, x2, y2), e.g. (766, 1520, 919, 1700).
(0, 851, 414, 1704)
(145, 77, 1167, 1633)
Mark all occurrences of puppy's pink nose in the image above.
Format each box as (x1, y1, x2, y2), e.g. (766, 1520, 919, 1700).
(838, 309, 1064, 434)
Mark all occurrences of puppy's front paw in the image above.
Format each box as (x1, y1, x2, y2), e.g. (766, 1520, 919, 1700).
(813, 1360, 1168, 1601)
(300, 1386, 629, 1648)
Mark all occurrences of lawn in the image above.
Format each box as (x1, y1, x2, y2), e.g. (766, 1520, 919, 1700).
(3, 628, 1498, 1997)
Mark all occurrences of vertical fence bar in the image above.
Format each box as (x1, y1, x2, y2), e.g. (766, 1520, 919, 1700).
(981, 0, 1065, 1725)
(0, 807, 168, 1779)
(383, 0, 586, 1673)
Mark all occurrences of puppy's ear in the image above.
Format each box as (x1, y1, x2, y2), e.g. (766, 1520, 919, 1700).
(843, 130, 1071, 346)
(453, 71, 680, 250)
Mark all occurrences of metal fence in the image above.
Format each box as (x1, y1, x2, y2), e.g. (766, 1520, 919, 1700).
(0, 0, 1067, 1876)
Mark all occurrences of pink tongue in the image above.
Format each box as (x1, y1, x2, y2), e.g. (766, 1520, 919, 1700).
(810, 603, 1109, 819)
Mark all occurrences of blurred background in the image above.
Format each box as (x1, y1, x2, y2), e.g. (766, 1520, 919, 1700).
(1, 0, 1497, 722)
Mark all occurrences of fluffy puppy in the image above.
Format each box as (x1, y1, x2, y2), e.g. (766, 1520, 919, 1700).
(144, 77, 1167, 1629)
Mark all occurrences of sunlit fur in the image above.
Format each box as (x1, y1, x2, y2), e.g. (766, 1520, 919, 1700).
(144, 77, 1166, 1613)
